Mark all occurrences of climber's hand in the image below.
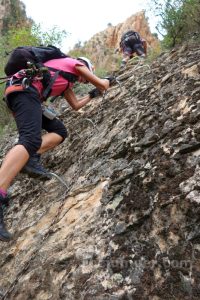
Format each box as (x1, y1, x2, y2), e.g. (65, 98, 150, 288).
(103, 75, 117, 87)
(88, 88, 102, 99)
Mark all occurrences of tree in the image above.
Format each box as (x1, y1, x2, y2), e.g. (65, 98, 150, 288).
(1, 0, 31, 34)
(32, 24, 68, 48)
(150, 0, 200, 47)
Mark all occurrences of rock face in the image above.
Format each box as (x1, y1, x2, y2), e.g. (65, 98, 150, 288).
(0, 0, 10, 30)
(78, 11, 160, 70)
(0, 0, 29, 34)
(1, 43, 200, 299)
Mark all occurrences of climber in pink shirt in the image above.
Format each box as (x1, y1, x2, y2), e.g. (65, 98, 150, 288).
(0, 56, 114, 242)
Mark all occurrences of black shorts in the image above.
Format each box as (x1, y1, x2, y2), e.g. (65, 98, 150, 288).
(6, 87, 67, 156)
(122, 40, 145, 57)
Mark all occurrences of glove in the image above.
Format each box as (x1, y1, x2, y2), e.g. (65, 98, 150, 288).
(88, 88, 102, 99)
(103, 75, 116, 87)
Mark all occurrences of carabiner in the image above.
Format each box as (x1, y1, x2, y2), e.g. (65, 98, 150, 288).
(22, 77, 30, 89)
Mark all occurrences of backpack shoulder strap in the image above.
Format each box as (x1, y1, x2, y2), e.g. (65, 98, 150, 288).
(47, 67, 78, 82)
(121, 31, 141, 43)
(42, 66, 78, 100)
(42, 71, 60, 100)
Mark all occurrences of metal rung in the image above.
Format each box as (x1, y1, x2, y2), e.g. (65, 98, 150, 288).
(48, 172, 68, 188)
(83, 118, 99, 132)
(116, 79, 122, 92)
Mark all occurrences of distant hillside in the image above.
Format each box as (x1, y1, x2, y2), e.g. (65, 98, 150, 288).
(70, 11, 160, 72)
(0, 0, 30, 34)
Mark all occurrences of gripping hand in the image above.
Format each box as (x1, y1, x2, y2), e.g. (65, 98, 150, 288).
(88, 88, 102, 99)
(103, 75, 117, 86)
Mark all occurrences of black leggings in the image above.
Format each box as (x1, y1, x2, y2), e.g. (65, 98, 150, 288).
(7, 87, 67, 156)
(122, 40, 145, 56)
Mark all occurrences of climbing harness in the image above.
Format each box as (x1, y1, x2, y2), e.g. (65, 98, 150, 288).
(4, 84, 24, 97)
(2, 62, 49, 100)
(18, 61, 49, 80)
(2, 60, 77, 101)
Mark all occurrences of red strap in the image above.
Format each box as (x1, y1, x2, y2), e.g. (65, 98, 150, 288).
(4, 85, 24, 96)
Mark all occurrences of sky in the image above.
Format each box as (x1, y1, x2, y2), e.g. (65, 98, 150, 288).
(21, 0, 156, 52)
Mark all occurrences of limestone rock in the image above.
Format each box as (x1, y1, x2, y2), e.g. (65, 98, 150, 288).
(1, 43, 200, 300)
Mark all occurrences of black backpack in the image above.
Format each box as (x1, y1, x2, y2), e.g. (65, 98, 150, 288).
(120, 31, 141, 46)
(4, 45, 78, 99)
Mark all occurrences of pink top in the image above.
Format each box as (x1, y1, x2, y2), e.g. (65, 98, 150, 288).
(14, 57, 84, 98)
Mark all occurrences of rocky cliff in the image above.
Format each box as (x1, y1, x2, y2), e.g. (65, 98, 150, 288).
(0, 0, 30, 34)
(0, 43, 200, 299)
(74, 11, 160, 71)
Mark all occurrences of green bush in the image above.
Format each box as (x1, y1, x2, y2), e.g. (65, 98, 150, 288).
(151, 0, 200, 48)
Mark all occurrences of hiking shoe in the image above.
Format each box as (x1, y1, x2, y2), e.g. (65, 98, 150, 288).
(0, 195, 12, 242)
(21, 153, 52, 180)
